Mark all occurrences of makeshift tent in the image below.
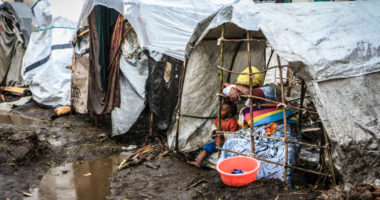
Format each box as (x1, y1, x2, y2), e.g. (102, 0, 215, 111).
(169, 0, 380, 188)
(22, 0, 85, 107)
(73, 0, 236, 136)
(0, 2, 32, 86)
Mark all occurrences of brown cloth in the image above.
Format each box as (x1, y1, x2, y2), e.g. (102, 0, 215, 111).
(87, 12, 123, 114)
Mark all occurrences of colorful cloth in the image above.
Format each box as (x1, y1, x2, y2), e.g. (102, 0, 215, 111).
(88, 9, 123, 114)
(240, 105, 295, 127)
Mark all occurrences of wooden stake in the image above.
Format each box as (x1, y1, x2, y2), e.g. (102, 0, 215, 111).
(175, 58, 188, 152)
(297, 79, 306, 135)
(217, 25, 225, 158)
(247, 31, 255, 155)
(278, 55, 288, 185)
(149, 112, 154, 137)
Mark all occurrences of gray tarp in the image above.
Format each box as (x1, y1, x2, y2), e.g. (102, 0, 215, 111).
(0, 2, 32, 86)
(171, 0, 380, 188)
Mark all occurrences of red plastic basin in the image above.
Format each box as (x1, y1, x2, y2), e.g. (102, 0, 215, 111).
(216, 156, 260, 187)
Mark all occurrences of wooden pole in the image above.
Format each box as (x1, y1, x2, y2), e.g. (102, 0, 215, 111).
(175, 58, 188, 152)
(297, 79, 306, 135)
(278, 55, 288, 185)
(323, 126, 336, 186)
(247, 31, 255, 155)
(149, 112, 154, 137)
(217, 25, 225, 158)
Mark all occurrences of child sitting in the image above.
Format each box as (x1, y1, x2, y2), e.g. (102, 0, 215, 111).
(188, 101, 239, 167)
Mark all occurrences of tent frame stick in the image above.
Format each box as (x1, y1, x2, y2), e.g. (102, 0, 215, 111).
(215, 131, 327, 149)
(218, 93, 318, 114)
(217, 25, 225, 158)
(278, 55, 289, 185)
(323, 126, 336, 186)
(218, 65, 287, 75)
(297, 79, 306, 134)
(175, 58, 188, 152)
(247, 31, 255, 155)
(221, 38, 266, 42)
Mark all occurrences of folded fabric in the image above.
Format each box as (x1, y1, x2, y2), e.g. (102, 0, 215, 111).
(239, 106, 295, 127)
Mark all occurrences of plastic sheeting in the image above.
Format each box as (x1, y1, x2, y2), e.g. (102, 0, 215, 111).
(174, 0, 380, 187)
(147, 55, 182, 134)
(77, 0, 237, 136)
(22, 0, 85, 107)
(0, 2, 32, 86)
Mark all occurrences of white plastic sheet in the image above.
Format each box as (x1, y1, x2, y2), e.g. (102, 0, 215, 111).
(22, 0, 85, 107)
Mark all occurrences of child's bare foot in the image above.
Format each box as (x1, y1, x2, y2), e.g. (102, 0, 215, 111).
(187, 161, 201, 168)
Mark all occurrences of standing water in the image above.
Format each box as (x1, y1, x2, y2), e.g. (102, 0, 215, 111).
(25, 152, 132, 200)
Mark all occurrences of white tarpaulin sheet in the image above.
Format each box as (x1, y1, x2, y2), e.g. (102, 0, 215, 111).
(173, 0, 380, 187)
(78, 0, 238, 61)
(22, 0, 85, 107)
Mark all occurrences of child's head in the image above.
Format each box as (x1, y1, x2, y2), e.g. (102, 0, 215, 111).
(221, 101, 237, 119)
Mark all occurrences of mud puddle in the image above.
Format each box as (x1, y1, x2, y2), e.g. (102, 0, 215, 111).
(0, 110, 36, 125)
(25, 152, 132, 200)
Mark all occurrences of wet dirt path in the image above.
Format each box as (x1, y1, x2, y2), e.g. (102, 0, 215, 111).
(0, 102, 147, 200)
(0, 102, 322, 200)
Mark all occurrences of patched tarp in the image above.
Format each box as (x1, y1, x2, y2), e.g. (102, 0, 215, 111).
(147, 55, 182, 134)
(22, 0, 85, 107)
(171, 0, 380, 188)
(0, 2, 32, 86)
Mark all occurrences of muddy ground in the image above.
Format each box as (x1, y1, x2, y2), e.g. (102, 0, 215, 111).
(0, 98, 346, 200)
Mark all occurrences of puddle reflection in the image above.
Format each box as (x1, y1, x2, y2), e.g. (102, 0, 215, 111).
(0, 111, 35, 125)
(26, 153, 132, 200)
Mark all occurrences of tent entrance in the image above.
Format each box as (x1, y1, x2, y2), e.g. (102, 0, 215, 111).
(174, 22, 336, 186)
(87, 6, 123, 115)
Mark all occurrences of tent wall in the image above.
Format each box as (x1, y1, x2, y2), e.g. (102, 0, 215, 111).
(22, 0, 84, 107)
(0, 2, 32, 86)
(111, 24, 148, 137)
(168, 37, 266, 152)
(307, 72, 380, 186)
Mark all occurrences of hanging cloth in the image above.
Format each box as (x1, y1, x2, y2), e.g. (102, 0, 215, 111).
(88, 7, 123, 114)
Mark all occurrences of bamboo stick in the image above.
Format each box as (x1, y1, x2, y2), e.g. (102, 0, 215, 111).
(215, 130, 327, 149)
(323, 127, 336, 186)
(149, 112, 154, 137)
(247, 31, 255, 155)
(217, 65, 287, 75)
(175, 58, 189, 152)
(297, 79, 306, 135)
(221, 38, 267, 42)
(217, 25, 225, 158)
(218, 93, 318, 114)
(278, 55, 288, 184)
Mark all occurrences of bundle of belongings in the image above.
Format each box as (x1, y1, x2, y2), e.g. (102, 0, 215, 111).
(200, 66, 298, 185)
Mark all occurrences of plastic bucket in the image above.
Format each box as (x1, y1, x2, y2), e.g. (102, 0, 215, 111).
(216, 156, 260, 187)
